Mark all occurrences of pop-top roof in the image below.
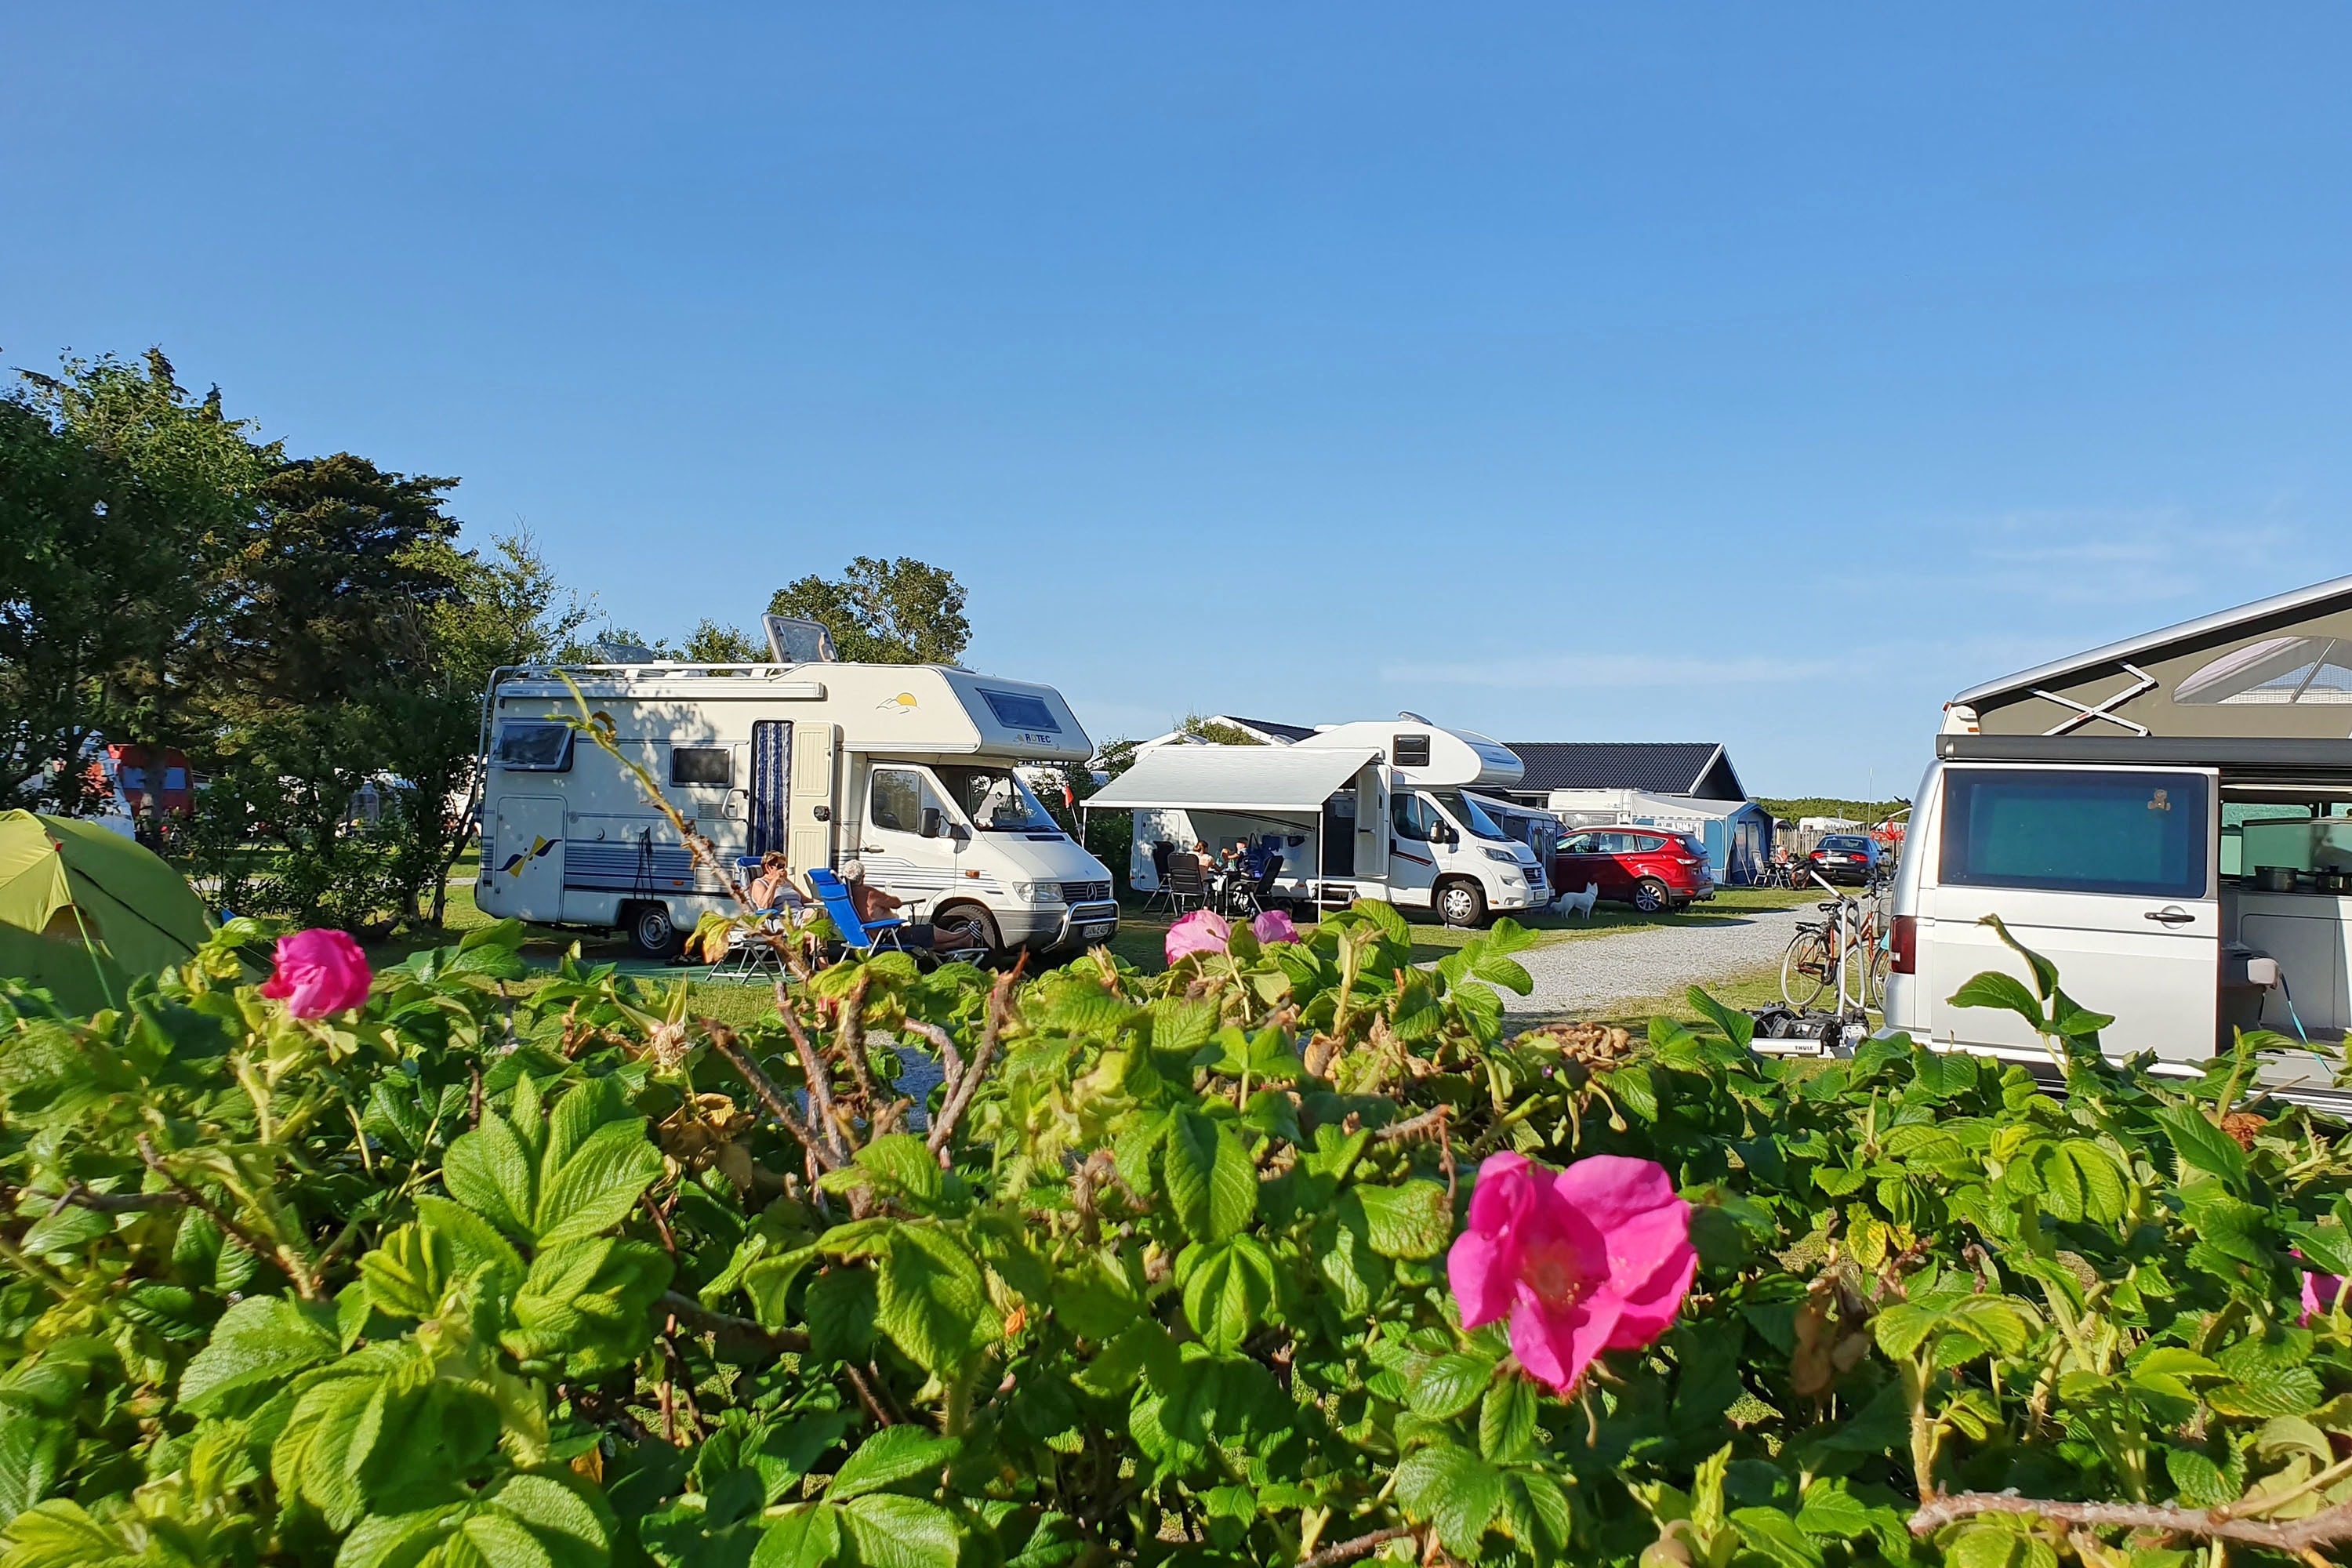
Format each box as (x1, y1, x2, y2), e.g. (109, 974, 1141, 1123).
(1085, 745, 1381, 814)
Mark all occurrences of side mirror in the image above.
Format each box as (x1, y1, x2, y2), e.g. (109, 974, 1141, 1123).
(920, 807, 944, 839)
(949, 822, 971, 843)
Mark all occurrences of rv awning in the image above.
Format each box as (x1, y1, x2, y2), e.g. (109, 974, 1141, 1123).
(1085, 746, 1381, 814)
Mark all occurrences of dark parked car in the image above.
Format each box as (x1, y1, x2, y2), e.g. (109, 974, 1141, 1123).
(1807, 833, 1882, 885)
(1554, 829, 1716, 913)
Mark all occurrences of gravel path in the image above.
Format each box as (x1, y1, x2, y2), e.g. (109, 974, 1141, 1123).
(1505, 902, 1812, 1022)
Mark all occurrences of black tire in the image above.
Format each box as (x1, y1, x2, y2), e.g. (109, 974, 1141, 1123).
(935, 902, 1000, 959)
(1435, 879, 1486, 929)
(626, 902, 682, 959)
(1632, 877, 1671, 914)
(1781, 927, 1832, 1010)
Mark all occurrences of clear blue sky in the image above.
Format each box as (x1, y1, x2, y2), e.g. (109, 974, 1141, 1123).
(8, 6, 2350, 800)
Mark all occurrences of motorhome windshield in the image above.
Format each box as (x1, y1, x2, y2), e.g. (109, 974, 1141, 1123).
(1429, 790, 1514, 843)
(935, 766, 1059, 833)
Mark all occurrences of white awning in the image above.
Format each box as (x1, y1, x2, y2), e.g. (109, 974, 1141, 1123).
(1084, 745, 1380, 814)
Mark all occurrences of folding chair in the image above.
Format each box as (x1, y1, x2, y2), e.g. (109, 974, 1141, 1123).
(1225, 854, 1283, 918)
(804, 867, 909, 956)
(1139, 840, 1180, 915)
(1165, 857, 1209, 914)
(705, 857, 800, 982)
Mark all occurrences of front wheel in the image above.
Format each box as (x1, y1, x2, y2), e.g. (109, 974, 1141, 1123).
(1436, 879, 1486, 928)
(1632, 877, 1671, 914)
(934, 903, 1000, 960)
(1781, 927, 1832, 1009)
(626, 902, 682, 959)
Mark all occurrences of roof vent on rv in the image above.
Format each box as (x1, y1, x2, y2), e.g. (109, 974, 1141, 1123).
(763, 614, 840, 665)
(590, 639, 661, 663)
(1397, 710, 1433, 724)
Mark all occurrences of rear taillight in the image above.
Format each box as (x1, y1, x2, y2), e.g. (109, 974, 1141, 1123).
(1889, 914, 1917, 975)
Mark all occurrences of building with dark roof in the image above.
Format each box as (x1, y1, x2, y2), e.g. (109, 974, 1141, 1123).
(1500, 742, 1772, 884)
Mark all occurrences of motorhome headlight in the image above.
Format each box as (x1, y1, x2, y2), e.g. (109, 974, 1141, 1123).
(1012, 881, 1062, 905)
(1482, 848, 1519, 865)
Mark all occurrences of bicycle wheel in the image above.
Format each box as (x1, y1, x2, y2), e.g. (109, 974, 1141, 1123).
(1781, 927, 1832, 1010)
(1864, 946, 1890, 1009)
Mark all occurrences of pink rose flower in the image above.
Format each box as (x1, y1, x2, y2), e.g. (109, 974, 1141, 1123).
(2303, 1270, 2344, 1325)
(260, 929, 373, 1018)
(1447, 1152, 1697, 1396)
(1252, 909, 1302, 946)
(1164, 909, 1231, 964)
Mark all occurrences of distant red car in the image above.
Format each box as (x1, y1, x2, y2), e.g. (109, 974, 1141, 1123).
(1553, 828, 1716, 913)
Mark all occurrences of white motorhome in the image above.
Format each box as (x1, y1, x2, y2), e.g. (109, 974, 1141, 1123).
(474, 619, 1117, 960)
(1884, 575, 2352, 1105)
(1087, 717, 1546, 927)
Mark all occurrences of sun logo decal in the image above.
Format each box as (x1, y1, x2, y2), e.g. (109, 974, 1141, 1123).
(878, 691, 918, 713)
(499, 836, 561, 877)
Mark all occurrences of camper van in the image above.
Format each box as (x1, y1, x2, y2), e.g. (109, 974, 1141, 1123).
(474, 619, 1116, 960)
(1882, 575, 2352, 1105)
(1087, 717, 1547, 926)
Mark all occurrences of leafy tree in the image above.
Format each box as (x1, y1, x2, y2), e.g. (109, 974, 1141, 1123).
(681, 619, 764, 662)
(1181, 713, 1265, 746)
(768, 556, 970, 665)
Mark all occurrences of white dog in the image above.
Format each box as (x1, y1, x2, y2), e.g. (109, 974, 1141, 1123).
(1559, 882, 1599, 920)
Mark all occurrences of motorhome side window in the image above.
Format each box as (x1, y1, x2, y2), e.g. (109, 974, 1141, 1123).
(1392, 735, 1432, 768)
(670, 747, 731, 787)
(870, 768, 929, 833)
(1941, 769, 2209, 898)
(492, 721, 574, 771)
(978, 688, 1059, 733)
(1392, 793, 1440, 840)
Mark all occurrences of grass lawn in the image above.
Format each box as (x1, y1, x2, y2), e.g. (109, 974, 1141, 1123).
(360, 876, 1825, 1031)
(1582, 960, 1884, 1036)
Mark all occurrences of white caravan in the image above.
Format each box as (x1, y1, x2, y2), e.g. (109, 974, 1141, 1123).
(1882, 575, 2352, 1107)
(474, 621, 1116, 960)
(1087, 718, 1546, 927)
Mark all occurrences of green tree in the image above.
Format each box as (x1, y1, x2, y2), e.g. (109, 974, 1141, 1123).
(681, 619, 764, 662)
(1180, 713, 1265, 746)
(767, 556, 970, 665)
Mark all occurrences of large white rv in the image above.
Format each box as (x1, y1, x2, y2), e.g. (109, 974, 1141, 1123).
(474, 623, 1116, 960)
(1087, 717, 1546, 927)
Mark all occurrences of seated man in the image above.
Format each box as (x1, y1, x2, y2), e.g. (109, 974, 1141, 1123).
(837, 860, 935, 949)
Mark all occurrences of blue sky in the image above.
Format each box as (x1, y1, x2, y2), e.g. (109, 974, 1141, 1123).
(7, 6, 2350, 799)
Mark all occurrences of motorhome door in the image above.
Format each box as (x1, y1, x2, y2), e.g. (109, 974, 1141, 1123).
(1922, 765, 2220, 1065)
(863, 764, 960, 913)
(491, 795, 565, 918)
(1386, 791, 1444, 908)
(749, 721, 792, 858)
(788, 724, 839, 873)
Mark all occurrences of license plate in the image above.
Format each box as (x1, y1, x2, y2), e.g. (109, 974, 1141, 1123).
(1082, 923, 1115, 939)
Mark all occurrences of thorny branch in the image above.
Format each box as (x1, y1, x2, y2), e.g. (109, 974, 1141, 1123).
(1908, 1491, 2352, 1552)
(1298, 1526, 1416, 1568)
(928, 959, 1025, 1158)
(702, 1022, 844, 1172)
(135, 1134, 322, 1301)
(771, 983, 853, 1166)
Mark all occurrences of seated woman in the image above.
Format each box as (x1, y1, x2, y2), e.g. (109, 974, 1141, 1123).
(837, 860, 935, 949)
(746, 851, 799, 913)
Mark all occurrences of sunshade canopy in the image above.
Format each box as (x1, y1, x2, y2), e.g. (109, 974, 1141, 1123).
(1085, 745, 1381, 814)
(0, 810, 213, 1014)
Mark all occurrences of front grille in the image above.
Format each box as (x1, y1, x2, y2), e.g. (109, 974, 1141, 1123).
(1069, 902, 1120, 924)
(1059, 879, 1112, 903)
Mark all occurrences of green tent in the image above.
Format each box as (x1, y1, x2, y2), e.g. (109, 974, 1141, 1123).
(0, 810, 213, 1014)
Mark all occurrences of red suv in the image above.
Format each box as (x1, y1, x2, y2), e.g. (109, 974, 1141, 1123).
(1553, 828, 1716, 913)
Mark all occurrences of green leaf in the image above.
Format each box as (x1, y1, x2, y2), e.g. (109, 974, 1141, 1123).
(442, 1113, 539, 1237)
(502, 1237, 674, 1377)
(489, 1472, 615, 1568)
(1731, 1506, 1826, 1568)
(826, 1428, 960, 1501)
(1792, 1482, 1873, 1541)
(755, 1505, 845, 1568)
(0, 1415, 66, 1527)
(1178, 1238, 1277, 1356)
(875, 1226, 997, 1377)
(1479, 1376, 1537, 1461)
(1396, 1442, 1501, 1557)
(2154, 1105, 2248, 1185)
(533, 1119, 666, 1247)
(1348, 1180, 1452, 1260)
(1163, 1109, 1256, 1244)
(17, 1206, 111, 1256)
(1687, 988, 1758, 1049)
(2293, 1222, 2352, 1279)
(1409, 1353, 1496, 1421)
(854, 1135, 944, 1205)
(1947, 971, 2044, 1030)
(839, 1494, 961, 1568)
(178, 1295, 338, 1415)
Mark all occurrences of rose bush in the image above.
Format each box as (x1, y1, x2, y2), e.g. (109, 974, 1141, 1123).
(2, 899, 2352, 1568)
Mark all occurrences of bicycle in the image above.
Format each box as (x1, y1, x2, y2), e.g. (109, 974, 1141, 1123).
(1780, 879, 1888, 1011)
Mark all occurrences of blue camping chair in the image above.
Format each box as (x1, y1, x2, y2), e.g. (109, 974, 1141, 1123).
(804, 867, 908, 956)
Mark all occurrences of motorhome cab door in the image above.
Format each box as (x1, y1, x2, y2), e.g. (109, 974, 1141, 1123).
(1921, 764, 2220, 1066)
(1387, 791, 1446, 907)
(862, 764, 963, 913)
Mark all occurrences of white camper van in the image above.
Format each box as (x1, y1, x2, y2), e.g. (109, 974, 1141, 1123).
(1884, 575, 2352, 1105)
(474, 621, 1116, 960)
(1087, 717, 1546, 926)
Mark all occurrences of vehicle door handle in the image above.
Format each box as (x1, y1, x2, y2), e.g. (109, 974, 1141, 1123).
(862, 844, 883, 853)
(2144, 906, 2195, 926)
